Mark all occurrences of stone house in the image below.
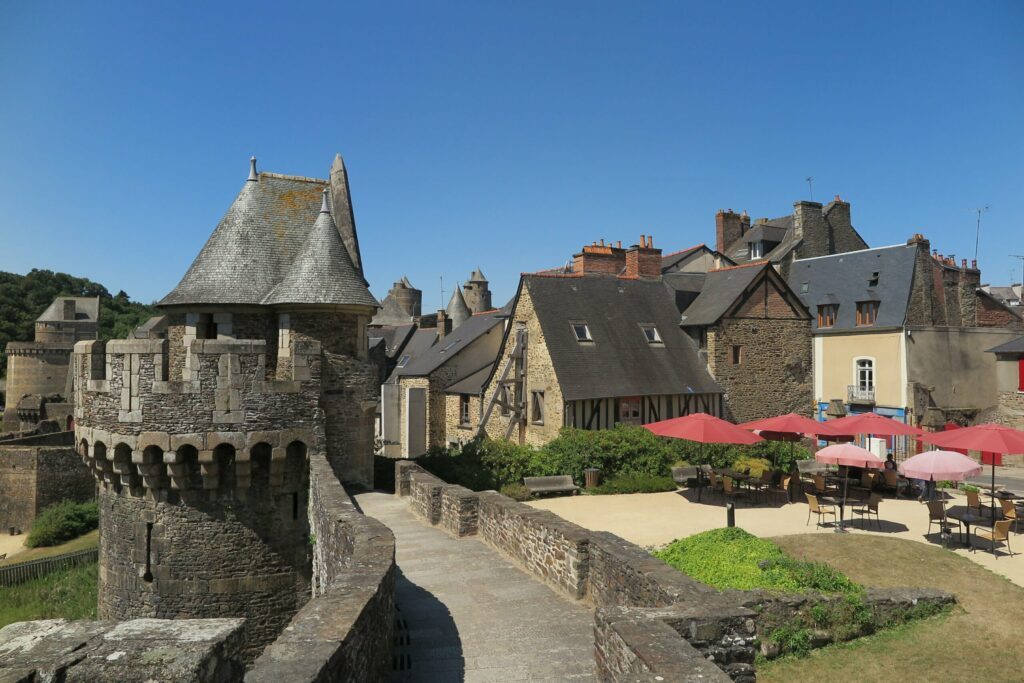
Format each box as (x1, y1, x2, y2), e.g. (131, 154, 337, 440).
(478, 238, 722, 447)
(715, 196, 869, 278)
(3, 296, 99, 432)
(671, 262, 813, 422)
(790, 234, 1023, 452)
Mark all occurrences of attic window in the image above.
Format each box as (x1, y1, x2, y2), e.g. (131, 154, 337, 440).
(571, 323, 593, 342)
(441, 340, 458, 353)
(639, 324, 662, 344)
(856, 301, 879, 326)
(750, 242, 763, 259)
(396, 355, 410, 368)
(800, 282, 809, 294)
(869, 271, 879, 287)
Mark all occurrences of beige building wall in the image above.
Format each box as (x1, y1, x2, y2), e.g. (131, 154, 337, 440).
(816, 331, 906, 409)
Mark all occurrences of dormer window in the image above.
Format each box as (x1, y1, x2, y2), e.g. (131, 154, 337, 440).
(856, 301, 879, 326)
(571, 323, 592, 342)
(396, 355, 410, 368)
(801, 282, 809, 294)
(750, 242, 763, 259)
(639, 324, 662, 344)
(869, 271, 879, 287)
(818, 304, 837, 328)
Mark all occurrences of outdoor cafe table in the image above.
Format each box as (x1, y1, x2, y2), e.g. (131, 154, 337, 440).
(947, 508, 986, 549)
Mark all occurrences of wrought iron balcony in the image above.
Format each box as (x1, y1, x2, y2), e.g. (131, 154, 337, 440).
(847, 385, 875, 404)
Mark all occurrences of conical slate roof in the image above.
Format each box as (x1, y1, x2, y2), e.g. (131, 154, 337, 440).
(160, 157, 368, 307)
(263, 190, 379, 307)
(468, 267, 487, 283)
(446, 286, 471, 328)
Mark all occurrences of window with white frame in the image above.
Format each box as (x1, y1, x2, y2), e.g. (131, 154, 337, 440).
(571, 322, 593, 342)
(855, 358, 875, 392)
(459, 394, 471, 426)
(396, 355, 411, 368)
(639, 324, 662, 344)
(750, 242, 763, 259)
(531, 391, 545, 425)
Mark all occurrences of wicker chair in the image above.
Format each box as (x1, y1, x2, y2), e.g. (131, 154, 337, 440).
(967, 489, 983, 516)
(852, 493, 883, 530)
(976, 520, 1014, 557)
(880, 469, 909, 498)
(1000, 499, 1021, 534)
(806, 493, 836, 529)
(927, 500, 960, 540)
(705, 471, 725, 499)
(722, 476, 744, 503)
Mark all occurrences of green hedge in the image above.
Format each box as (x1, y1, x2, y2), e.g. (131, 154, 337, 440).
(415, 425, 810, 492)
(26, 501, 99, 548)
(590, 473, 678, 495)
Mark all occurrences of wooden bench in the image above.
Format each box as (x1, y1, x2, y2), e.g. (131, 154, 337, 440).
(523, 475, 578, 497)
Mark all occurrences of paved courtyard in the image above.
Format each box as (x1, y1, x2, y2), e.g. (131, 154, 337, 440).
(531, 486, 1024, 587)
(356, 491, 596, 682)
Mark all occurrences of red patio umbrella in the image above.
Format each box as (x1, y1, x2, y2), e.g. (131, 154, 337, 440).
(815, 443, 885, 531)
(739, 413, 838, 470)
(921, 424, 1024, 517)
(825, 412, 926, 437)
(644, 413, 763, 502)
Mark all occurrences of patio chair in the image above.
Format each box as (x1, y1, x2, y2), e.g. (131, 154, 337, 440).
(812, 474, 838, 496)
(858, 470, 874, 491)
(975, 520, 1014, 557)
(880, 470, 909, 498)
(999, 499, 1021, 534)
(705, 470, 724, 499)
(722, 475, 744, 504)
(769, 474, 793, 505)
(967, 489, 983, 516)
(927, 500, 961, 540)
(852, 493, 883, 530)
(806, 493, 836, 529)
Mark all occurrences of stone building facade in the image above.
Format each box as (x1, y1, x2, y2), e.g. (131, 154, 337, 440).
(3, 297, 99, 432)
(72, 155, 380, 661)
(0, 431, 93, 534)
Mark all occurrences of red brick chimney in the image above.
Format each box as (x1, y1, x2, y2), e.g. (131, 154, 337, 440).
(573, 240, 627, 275)
(715, 210, 743, 253)
(624, 235, 663, 280)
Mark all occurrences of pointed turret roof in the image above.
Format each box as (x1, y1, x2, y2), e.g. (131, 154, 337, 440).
(329, 153, 364, 277)
(446, 286, 472, 328)
(401, 276, 414, 288)
(469, 267, 488, 283)
(262, 189, 379, 307)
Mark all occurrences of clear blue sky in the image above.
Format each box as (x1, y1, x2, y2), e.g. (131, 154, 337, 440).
(1, 2, 1021, 308)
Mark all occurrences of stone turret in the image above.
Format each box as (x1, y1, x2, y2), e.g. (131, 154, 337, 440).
(446, 286, 472, 329)
(462, 267, 492, 314)
(73, 156, 380, 662)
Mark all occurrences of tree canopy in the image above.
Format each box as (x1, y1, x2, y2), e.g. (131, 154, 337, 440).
(0, 269, 158, 378)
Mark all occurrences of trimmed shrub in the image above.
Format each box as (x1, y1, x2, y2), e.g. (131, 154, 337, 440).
(26, 501, 99, 548)
(499, 483, 532, 501)
(590, 474, 677, 495)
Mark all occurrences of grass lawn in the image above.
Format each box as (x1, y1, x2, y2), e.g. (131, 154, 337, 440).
(759, 534, 1024, 682)
(0, 561, 98, 629)
(0, 529, 99, 567)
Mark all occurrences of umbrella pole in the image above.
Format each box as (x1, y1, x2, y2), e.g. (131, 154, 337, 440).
(697, 442, 704, 503)
(991, 458, 996, 519)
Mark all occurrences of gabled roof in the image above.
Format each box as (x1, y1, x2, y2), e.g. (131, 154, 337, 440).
(988, 336, 1024, 355)
(660, 244, 704, 271)
(393, 309, 506, 378)
(160, 158, 371, 307)
(263, 190, 378, 307)
(37, 297, 99, 322)
(678, 264, 766, 326)
(524, 275, 721, 401)
(444, 364, 494, 395)
(373, 323, 417, 360)
(789, 243, 917, 332)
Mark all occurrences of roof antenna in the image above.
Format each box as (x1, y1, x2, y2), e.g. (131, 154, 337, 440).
(973, 205, 989, 262)
(805, 176, 814, 201)
(320, 188, 331, 214)
(248, 156, 258, 182)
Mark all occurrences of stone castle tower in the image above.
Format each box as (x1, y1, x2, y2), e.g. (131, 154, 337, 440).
(72, 155, 380, 660)
(462, 267, 492, 314)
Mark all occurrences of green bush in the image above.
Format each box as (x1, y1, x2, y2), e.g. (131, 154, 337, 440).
(499, 483, 532, 501)
(652, 527, 861, 594)
(591, 474, 677, 495)
(962, 484, 980, 493)
(26, 501, 99, 548)
(732, 456, 772, 477)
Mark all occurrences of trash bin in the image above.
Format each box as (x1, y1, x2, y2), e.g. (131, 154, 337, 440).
(584, 468, 601, 489)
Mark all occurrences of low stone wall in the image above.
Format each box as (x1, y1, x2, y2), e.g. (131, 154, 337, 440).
(247, 452, 396, 683)
(396, 461, 955, 683)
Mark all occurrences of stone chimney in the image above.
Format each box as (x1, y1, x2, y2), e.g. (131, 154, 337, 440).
(62, 299, 77, 321)
(715, 210, 743, 253)
(624, 235, 663, 280)
(573, 239, 627, 276)
(793, 201, 826, 255)
(435, 309, 452, 340)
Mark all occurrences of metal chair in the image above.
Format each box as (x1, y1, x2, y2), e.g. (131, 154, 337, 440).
(806, 493, 836, 529)
(852, 493, 883, 530)
(976, 520, 1014, 557)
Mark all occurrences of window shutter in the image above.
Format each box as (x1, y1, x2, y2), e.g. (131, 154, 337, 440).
(1018, 359, 1024, 392)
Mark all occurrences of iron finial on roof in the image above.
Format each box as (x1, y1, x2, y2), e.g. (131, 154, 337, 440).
(248, 156, 258, 182)
(320, 187, 331, 214)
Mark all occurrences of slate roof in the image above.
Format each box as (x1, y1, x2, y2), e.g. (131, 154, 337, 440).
(264, 191, 378, 307)
(788, 243, 918, 332)
(37, 297, 100, 322)
(469, 268, 488, 283)
(371, 294, 418, 326)
(385, 328, 440, 382)
(987, 335, 1024, 355)
(372, 323, 417, 360)
(662, 272, 706, 313)
(446, 287, 472, 329)
(660, 244, 705, 272)
(743, 224, 788, 244)
(678, 265, 766, 326)
(160, 163, 374, 308)
(444, 364, 494, 395)
(395, 310, 506, 378)
(524, 275, 721, 401)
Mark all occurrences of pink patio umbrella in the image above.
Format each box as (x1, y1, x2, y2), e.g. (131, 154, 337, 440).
(814, 443, 885, 531)
(644, 413, 763, 502)
(920, 424, 1024, 517)
(899, 450, 984, 482)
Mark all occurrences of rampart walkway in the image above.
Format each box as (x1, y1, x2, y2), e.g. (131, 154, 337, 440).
(356, 491, 596, 682)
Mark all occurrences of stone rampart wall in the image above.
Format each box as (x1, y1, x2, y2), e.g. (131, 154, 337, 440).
(248, 452, 395, 683)
(0, 441, 93, 533)
(396, 460, 955, 682)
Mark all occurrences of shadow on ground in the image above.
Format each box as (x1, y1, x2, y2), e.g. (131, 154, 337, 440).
(390, 568, 465, 682)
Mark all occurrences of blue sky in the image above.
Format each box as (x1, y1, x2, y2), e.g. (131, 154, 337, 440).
(1, 1, 1021, 308)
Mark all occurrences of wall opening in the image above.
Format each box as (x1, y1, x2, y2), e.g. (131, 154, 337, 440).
(214, 443, 236, 496)
(143, 522, 153, 583)
(249, 443, 272, 495)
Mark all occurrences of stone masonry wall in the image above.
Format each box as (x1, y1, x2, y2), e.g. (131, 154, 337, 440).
(248, 451, 395, 683)
(443, 392, 483, 447)
(0, 444, 93, 533)
(397, 461, 954, 682)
